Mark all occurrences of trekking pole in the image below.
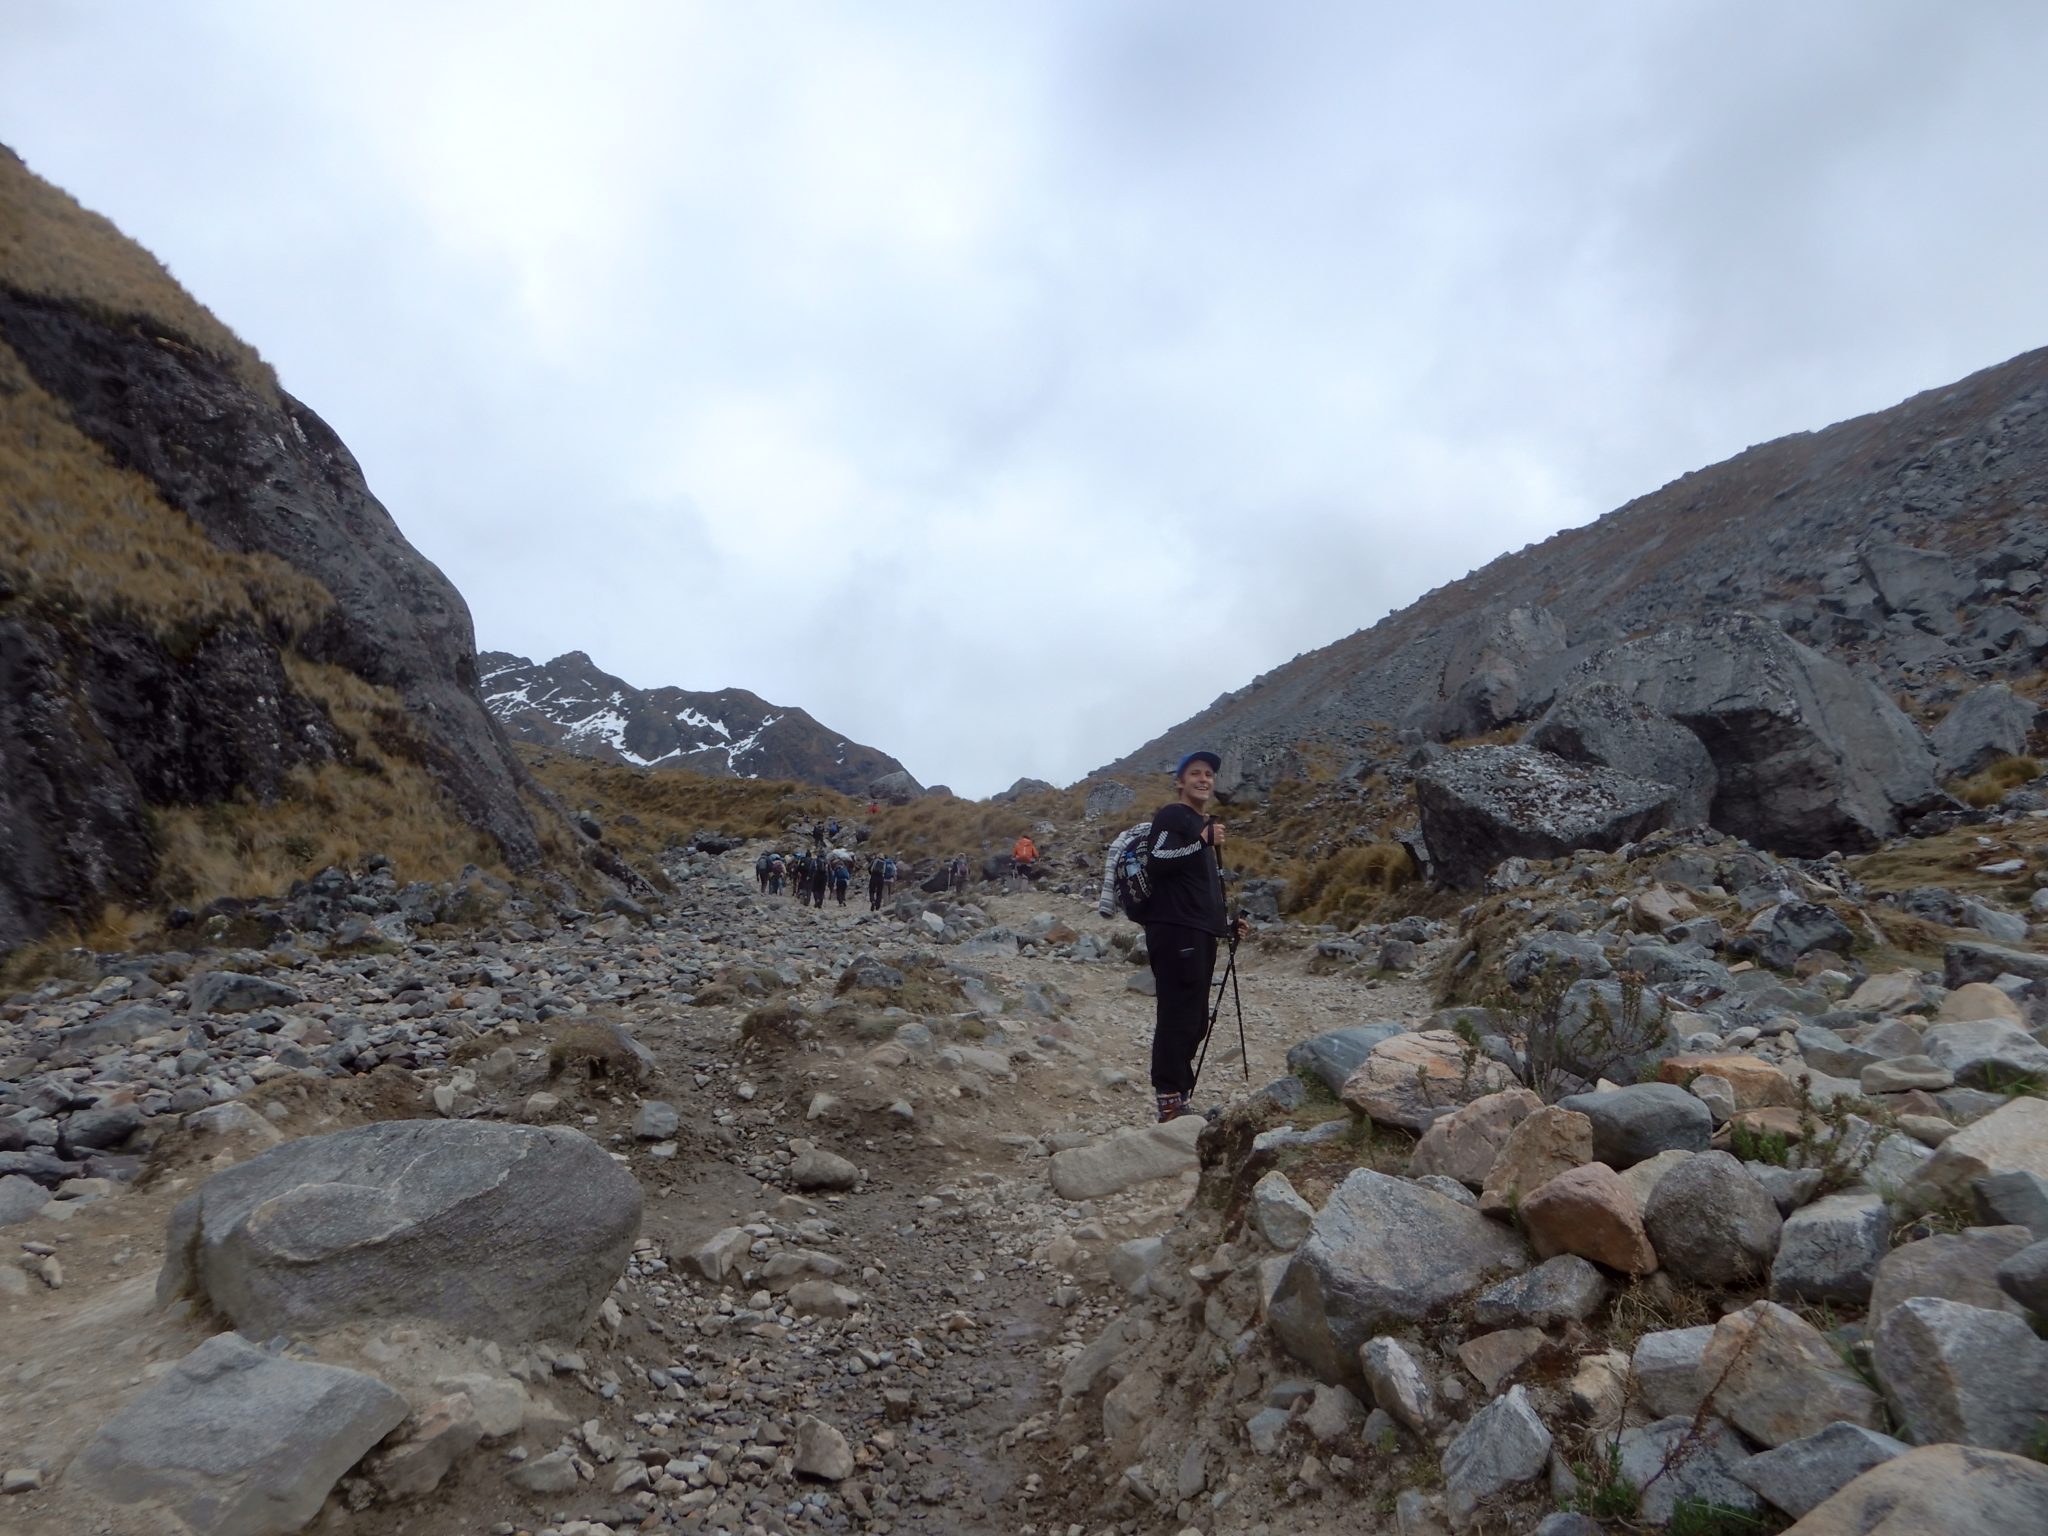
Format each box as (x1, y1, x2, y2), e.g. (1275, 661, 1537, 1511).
(1188, 921, 1243, 1094)
(1229, 916, 1249, 1081)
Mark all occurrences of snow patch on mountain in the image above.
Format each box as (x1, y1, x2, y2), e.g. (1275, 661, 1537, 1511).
(477, 650, 910, 796)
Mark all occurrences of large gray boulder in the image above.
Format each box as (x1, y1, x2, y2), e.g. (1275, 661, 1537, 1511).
(1902, 1097, 2048, 1211)
(75, 1333, 409, 1536)
(868, 769, 925, 805)
(1615, 1415, 1759, 1525)
(2000, 1238, 2048, 1316)
(1775, 1444, 2048, 1536)
(1048, 1117, 1203, 1200)
(1872, 1296, 2048, 1453)
(1736, 1422, 1910, 1520)
(1861, 542, 1967, 619)
(1869, 1225, 2037, 1324)
(1439, 1385, 1551, 1501)
(1268, 1170, 1528, 1385)
(1771, 1190, 1891, 1305)
(1556, 1083, 1712, 1169)
(187, 970, 303, 1015)
(1415, 746, 1677, 888)
(1642, 1150, 1783, 1285)
(1945, 940, 2048, 988)
(159, 1120, 641, 1344)
(1082, 780, 1136, 819)
(1574, 614, 1943, 855)
(1433, 605, 1568, 739)
(1922, 1019, 2048, 1089)
(1285, 1024, 1404, 1095)
(1933, 685, 2040, 779)
(1526, 680, 1717, 827)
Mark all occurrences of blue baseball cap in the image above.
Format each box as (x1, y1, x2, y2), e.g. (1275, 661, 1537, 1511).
(1175, 750, 1223, 777)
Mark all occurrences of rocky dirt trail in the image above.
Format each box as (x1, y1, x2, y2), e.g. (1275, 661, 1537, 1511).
(1, 848, 1419, 1536)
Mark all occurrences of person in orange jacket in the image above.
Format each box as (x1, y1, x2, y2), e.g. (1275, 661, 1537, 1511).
(1012, 833, 1038, 879)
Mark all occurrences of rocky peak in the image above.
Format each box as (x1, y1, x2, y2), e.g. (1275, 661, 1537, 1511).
(479, 649, 911, 796)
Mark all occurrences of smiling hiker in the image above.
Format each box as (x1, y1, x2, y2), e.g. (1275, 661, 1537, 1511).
(1142, 750, 1246, 1121)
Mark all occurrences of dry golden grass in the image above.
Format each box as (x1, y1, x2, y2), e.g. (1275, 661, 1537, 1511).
(0, 340, 330, 634)
(1948, 754, 2042, 807)
(145, 656, 505, 909)
(0, 149, 272, 391)
(516, 746, 856, 868)
(1847, 820, 2046, 905)
(1284, 842, 1419, 925)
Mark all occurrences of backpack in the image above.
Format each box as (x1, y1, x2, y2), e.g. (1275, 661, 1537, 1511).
(755, 853, 770, 874)
(1102, 821, 1154, 921)
(881, 857, 898, 880)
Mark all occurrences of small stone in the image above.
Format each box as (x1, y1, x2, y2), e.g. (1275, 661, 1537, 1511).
(1360, 1336, 1435, 1437)
(507, 1449, 579, 1492)
(1632, 1325, 1714, 1419)
(1440, 1385, 1551, 1501)
(1456, 1327, 1546, 1394)
(793, 1416, 854, 1481)
(1250, 1170, 1316, 1250)
(632, 1101, 679, 1140)
(1245, 1406, 1292, 1455)
(791, 1148, 859, 1191)
(1299, 1383, 1361, 1444)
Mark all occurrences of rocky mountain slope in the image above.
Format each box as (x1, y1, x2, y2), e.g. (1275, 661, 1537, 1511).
(1102, 346, 2048, 814)
(0, 149, 567, 957)
(480, 649, 913, 797)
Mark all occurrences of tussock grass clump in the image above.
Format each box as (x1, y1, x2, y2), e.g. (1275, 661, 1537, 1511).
(1284, 842, 1417, 926)
(1949, 754, 2042, 807)
(739, 999, 808, 1049)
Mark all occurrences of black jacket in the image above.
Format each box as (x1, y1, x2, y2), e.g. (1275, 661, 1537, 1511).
(1145, 802, 1227, 936)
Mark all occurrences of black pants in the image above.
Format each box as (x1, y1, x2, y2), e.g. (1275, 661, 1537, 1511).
(1146, 924, 1217, 1095)
(869, 876, 885, 910)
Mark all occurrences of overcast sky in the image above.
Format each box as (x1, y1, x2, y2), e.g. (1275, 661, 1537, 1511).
(7, 3, 2048, 796)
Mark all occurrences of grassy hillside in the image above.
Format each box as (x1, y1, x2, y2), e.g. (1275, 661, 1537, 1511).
(0, 151, 533, 937)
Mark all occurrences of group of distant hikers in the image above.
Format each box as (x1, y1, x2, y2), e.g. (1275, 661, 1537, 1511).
(751, 818, 975, 911)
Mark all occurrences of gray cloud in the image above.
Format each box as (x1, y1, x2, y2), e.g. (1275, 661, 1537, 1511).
(7, 1, 2047, 794)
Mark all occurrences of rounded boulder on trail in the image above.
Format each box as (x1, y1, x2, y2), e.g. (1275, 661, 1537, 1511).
(157, 1119, 642, 1344)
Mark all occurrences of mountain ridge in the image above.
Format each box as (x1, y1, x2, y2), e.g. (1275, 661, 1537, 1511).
(479, 648, 914, 797)
(1098, 343, 2048, 796)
